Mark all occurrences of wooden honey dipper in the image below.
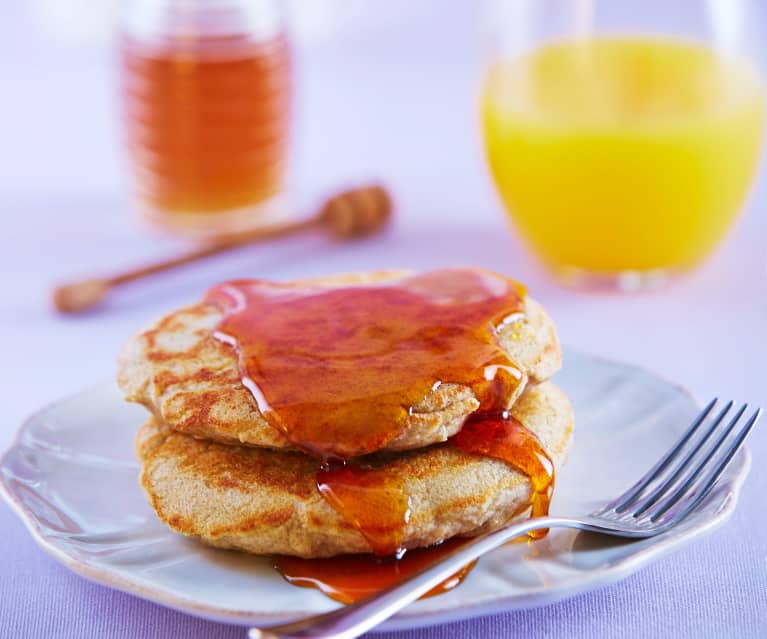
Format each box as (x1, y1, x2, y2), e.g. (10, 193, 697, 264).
(52, 184, 392, 314)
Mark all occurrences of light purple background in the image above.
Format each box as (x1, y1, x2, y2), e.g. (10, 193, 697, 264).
(1, 2, 766, 637)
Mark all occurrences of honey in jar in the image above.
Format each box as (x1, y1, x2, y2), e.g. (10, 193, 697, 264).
(120, 0, 291, 236)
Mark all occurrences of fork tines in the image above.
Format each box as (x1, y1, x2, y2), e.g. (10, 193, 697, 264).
(601, 399, 760, 528)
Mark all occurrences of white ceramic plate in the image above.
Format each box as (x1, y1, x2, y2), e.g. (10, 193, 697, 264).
(0, 351, 750, 631)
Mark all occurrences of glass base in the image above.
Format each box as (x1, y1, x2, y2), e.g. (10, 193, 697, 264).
(549, 264, 678, 292)
(135, 192, 291, 240)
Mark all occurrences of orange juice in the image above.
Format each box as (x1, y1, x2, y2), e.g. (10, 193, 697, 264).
(482, 37, 765, 275)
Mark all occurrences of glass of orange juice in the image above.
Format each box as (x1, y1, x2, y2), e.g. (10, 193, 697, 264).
(481, 0, 765, 289)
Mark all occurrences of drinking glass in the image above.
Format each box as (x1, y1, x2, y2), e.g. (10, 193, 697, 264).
(481, 0, 765, 289)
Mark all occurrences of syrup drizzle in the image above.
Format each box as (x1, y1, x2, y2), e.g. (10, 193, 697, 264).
(207, 269, 555, 598)
(316, 461, 411, 556)
(454, 412, 555, 539)
(205, 269, 526, 461)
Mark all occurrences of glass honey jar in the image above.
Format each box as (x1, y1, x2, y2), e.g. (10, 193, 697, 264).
(120, 0, 292, 237)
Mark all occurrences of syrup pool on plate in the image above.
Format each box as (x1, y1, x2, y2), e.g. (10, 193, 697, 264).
(273, 538, 476, 604)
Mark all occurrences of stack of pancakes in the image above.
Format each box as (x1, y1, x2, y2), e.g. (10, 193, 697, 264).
(118, 271, 573, 558)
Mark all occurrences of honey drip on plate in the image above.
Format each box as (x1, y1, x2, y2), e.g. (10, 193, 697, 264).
(272, 538, 474, 604)
(208, 268, 555, 595)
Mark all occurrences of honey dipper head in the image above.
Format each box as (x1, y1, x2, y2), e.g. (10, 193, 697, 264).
(320, 185, 392, 239)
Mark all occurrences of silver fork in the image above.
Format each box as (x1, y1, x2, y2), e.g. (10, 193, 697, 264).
(249, 399, 759, 639)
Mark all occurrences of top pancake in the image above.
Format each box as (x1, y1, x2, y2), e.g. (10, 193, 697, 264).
(119, 270, 562, 455)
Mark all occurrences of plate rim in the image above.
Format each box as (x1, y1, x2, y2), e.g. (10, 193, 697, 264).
(0, 350, 753, 630)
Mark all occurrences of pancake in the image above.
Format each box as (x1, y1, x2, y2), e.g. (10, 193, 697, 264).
(136, 382, 573, 558)
(119, 270, 562, 454)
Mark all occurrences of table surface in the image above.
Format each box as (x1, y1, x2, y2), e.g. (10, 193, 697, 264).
(1, 3, 766, 638)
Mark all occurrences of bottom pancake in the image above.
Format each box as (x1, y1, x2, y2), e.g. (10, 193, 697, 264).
(136, 382, 573, 558)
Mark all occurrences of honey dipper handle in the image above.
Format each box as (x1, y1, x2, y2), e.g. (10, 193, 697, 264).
(50, 216, 322, 314)
(51, 184, 392, 314)
(110, 183, 391, 285)
(110, 216, 321, 286)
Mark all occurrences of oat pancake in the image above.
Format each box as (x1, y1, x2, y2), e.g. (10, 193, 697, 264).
(136, 382, 572, 558)
(120, 270, 562, 454)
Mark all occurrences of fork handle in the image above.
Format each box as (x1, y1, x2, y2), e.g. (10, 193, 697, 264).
(251, 516, 586, 639)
